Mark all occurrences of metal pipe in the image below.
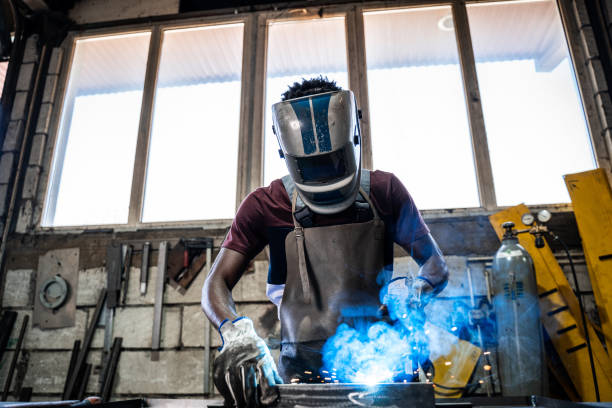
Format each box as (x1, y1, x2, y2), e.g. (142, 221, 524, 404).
(466, 266, 492, 397)
(2, 315, 28, 400)
(0, 38, 51, 293)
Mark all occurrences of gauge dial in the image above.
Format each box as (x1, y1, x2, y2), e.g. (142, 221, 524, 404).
(521, 213, 535, 226)
(537, 209, 552, 223)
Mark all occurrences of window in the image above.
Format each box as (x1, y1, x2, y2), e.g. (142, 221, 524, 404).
(43, 21, 244, 227)
(43, 33, 151, 226)
(142, 23, 244, 222)
(364, 7, 480, 210)
(467, 0, 595, 206)
(40, 3, 601, 229)
(263, 17, 349, 186)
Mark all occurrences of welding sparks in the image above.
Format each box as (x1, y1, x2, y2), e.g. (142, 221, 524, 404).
(484, 364, 492, 371)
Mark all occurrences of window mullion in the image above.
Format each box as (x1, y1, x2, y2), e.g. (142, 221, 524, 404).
(128, 26, 163, 225)
(346, 7, 373, 171)
(236, 14, 267, 208)
(452, 2, 497, 210)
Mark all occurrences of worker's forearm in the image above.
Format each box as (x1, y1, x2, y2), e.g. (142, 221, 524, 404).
(202, 276, 239, 329)
(201, 248, 250, 329)
(417, 254, 448, 291)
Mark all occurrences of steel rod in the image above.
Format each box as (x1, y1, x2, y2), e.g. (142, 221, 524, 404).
(151, 241, 167, 361)
(2, 315, 28, 400)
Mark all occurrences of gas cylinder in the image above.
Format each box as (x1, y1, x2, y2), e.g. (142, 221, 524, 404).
(491, 222, 544, 396)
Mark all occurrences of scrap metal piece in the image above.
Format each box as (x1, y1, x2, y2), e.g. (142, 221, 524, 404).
(64, 290, 107, 400)
(2, 315, 28, 400)
(33, 249, 79, 329)
(101, 337, 123, 402)
(76, 364, 92, 400)
(62, 341, 81, 398)
(151, 241, 167, 361)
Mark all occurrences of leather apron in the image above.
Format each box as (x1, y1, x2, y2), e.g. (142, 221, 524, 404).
(278, 186, 385, 382)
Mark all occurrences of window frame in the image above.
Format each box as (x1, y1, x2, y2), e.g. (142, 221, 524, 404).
(40, 15, 248, 231)
(36, 0, 606, 233)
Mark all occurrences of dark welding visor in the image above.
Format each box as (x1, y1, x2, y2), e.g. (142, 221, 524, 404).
(285, 143, 357, 185)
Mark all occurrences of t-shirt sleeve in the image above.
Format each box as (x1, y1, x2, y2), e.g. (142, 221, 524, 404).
(222, 191, 268, 260)
(387, 173, 430, 246)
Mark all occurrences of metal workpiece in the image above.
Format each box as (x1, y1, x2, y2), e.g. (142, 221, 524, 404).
(276, 383, 434, 408)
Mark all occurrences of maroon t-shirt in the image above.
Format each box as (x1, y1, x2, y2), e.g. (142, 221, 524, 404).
(223, 170, 429, 268)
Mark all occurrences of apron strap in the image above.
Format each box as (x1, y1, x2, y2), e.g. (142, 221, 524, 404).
(358, 186, 381, 221)
(292, 190, 311, 304)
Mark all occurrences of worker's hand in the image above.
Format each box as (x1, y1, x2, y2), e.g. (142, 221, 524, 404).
(382, 276, 435, 320)
(409, 277, 436, 309)
(213, 317, 283, 407)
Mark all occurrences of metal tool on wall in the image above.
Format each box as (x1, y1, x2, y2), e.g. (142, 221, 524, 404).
(140, 242, 151, 296)
(151, 241, 168, 361)
(34, 249, 79, 329)
(106, 243, 123, 309)
(120, 245, 133, 305)
(166, 238, 213, 294)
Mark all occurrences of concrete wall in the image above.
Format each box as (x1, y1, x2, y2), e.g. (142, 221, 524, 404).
(0, 246, 597, 400)
(0, 0, 609, 402)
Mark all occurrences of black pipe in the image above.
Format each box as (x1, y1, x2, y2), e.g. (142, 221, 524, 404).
(551, 231, 600, 402)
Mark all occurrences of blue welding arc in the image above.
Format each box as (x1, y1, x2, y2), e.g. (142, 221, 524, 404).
(312, 94, 332, 152)
(290, 98, 316, 155)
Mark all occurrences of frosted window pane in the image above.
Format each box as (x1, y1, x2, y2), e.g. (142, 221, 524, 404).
(467, 0, 595, 205)
(264, 17, 349, 186)
(364, 7, 479, 210)
(142, 23, 244, 222)
(43, 32, 150, 226)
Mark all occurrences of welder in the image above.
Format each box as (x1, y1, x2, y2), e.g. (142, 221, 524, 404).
(201, 77, 449, 407)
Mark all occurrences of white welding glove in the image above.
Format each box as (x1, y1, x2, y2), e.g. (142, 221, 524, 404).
(383, 276, 435, 320)
(213, 317, 283, 407)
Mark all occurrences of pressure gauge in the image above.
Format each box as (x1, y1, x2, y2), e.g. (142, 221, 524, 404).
(537, 210, 552, 223)
(521, 213, 535, 226)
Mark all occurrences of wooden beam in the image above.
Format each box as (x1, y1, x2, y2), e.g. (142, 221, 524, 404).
(128, 27, 162, 225)
(346, 7, 373, 171)
(452, 2, 497, 210)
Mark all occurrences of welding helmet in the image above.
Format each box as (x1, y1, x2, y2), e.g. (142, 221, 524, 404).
(272, 90, 361, 215)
